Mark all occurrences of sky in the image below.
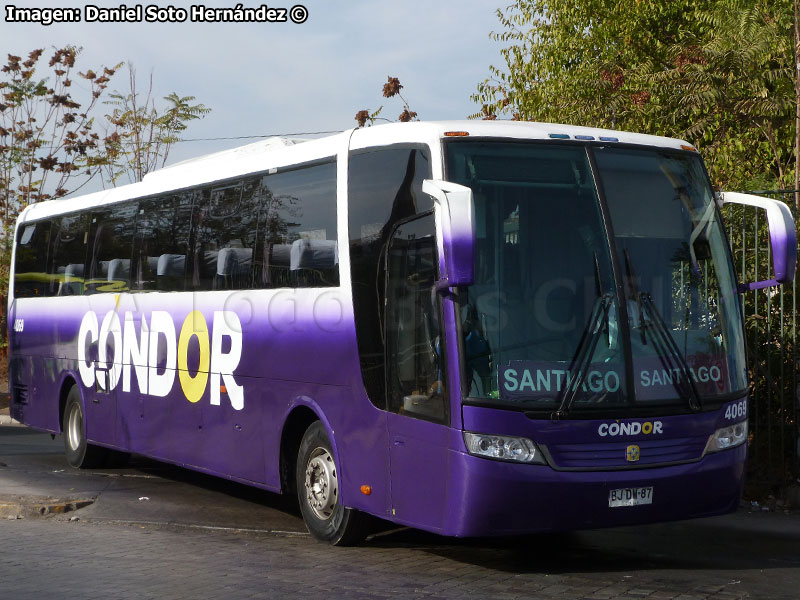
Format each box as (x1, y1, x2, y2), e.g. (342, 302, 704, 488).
(1, 0, 506, 168)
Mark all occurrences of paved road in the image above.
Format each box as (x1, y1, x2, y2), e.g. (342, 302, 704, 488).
(1, 425, 799, 599)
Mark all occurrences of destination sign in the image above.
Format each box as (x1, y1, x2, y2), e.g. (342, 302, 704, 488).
(500, 355, 729, 402)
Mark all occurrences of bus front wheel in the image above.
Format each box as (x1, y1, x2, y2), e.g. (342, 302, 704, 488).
(62, 386, 108, 469)
(296, 421, 368, 545)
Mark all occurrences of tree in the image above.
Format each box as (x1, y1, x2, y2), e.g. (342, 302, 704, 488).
(476, 1, 800, 493)
(474, 1, 714, 122)
(639, 1, 795, 195)
(474, 1, 797, 192)
(102, 63, 211, 185)
(0, 49, 211, 345)
(355, 76, 418, 127)
(0, 47, 119, 224)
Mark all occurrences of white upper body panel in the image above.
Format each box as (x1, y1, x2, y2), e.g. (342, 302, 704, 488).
(17, 120, 692, 224)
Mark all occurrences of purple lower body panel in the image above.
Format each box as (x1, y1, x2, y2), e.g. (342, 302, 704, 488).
(439, 443, 744, 537)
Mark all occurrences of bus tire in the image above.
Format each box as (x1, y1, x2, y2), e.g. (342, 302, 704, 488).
(296, 421, 368, 546)
(62, 386, 108, 469)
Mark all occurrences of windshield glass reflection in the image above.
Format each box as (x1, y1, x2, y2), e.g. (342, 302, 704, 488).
(446, 141, 747, 413)
(447, 142, 627, 409)
(596, 147, 747, 403)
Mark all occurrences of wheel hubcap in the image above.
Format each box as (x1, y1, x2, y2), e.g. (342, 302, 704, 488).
(304, 447, 338, 520)
(67, 403, 82, 452)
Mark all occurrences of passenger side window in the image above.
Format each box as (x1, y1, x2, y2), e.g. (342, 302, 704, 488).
(14, 220, 52, 298)
(255, 160, 338, 288)
(85, 204, 137, 295)
(190, 178, 260, 291)
(47, 214, 89, 296)
(385, 213, 447, 423)
(132, 194, 193, 291)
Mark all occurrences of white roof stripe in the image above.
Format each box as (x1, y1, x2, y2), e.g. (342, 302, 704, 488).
(18, 120, 691, 224)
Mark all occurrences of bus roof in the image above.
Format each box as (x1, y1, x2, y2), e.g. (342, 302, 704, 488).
(349, 120, 691, 151)
(18, 120, 692, 224)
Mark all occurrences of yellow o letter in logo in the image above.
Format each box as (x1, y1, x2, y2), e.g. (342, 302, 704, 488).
(178, 311, 210, 404)
(642, 421, 653, 434)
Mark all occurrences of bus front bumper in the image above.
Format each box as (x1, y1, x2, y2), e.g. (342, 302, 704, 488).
(440, 445, 745, 537)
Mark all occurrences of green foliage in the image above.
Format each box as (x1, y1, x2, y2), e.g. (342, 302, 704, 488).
(724, 197, 799, 491)
(475, 0, 797, 191)
(103, 64, 211, 184)
(477, 4, 800, 491)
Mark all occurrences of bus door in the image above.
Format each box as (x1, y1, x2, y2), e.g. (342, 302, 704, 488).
(82, 209, 129, 447)
(384, 213, 451, 531)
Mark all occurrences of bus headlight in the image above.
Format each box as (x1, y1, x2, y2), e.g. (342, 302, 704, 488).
(463, 432, 547, 464)
(704, 421, 748, 454)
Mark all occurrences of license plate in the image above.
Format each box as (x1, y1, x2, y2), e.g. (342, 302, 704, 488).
(608, 486, 653, 507)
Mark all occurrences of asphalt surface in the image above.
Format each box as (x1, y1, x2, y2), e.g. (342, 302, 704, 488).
(2, 424, 800, 599)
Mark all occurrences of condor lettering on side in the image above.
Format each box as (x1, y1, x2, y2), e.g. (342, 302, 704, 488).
(77, 310, 244, 410)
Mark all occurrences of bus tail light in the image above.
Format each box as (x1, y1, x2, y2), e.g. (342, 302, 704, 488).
(463, 432, 547, 464)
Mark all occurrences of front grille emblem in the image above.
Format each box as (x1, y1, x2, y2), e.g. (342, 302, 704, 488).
(626, 444, 640, 462)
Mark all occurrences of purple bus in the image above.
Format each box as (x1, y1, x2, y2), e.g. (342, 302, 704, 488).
(8, 122, 796, 544)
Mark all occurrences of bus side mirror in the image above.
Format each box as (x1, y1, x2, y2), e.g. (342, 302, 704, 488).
(722, 192, 797, 291)
(422, 179, 475, 291)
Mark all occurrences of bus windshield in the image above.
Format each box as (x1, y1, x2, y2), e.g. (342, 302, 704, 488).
(446, 141, 747, 414)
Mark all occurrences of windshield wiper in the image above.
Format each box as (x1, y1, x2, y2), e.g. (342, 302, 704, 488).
(622, 249, 701, 411)
(640, 293, 702, 412)
(551, 293, 614, 420)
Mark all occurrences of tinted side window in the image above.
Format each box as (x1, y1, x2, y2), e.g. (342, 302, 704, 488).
(348, 145, 432, 408)
(256, 160, 338, 288)
(190, 178, 260, 291)
(132, 194, 193, 291)
(85, 203, 137, 295)
(48, 214, 89, 296)
(14, 220, 52, 298)
(385, 214, 447, 423)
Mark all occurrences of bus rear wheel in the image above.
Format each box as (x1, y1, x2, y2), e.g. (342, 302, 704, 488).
(62, 386, 108, 469)
(296, 421, 368, 545)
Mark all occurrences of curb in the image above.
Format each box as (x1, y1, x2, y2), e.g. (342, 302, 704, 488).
(0, 498, 95, 519)
(0, 415, 23, 427)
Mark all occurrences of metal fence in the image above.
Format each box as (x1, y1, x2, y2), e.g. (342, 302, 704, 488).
(725, 190, 799, 497)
